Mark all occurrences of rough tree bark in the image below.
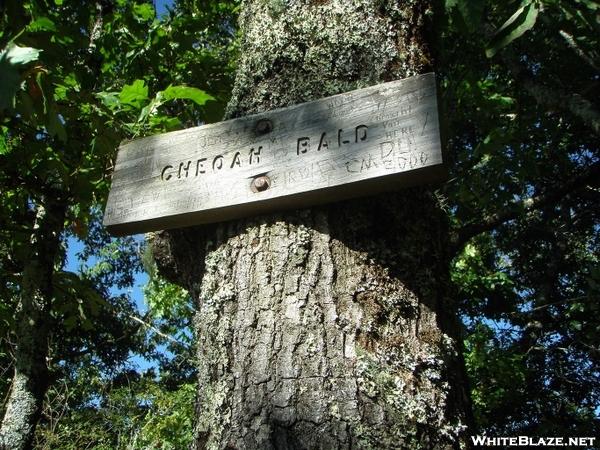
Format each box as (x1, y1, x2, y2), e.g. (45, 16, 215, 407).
(153, 1, 473, 448)
(0, 200, 66, 450)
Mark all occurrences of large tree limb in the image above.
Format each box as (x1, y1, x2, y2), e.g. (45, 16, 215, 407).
(449, 160, 600, 255)
(481, 22, 600, 136)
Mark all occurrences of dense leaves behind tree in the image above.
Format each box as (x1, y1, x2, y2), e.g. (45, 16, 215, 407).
(0, 0, 237, 448)
(441, 0, 600, 438)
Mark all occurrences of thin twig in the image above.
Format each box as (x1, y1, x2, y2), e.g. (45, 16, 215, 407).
(129, 314, 188, 347)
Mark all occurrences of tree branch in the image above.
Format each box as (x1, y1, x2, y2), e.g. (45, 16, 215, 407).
(129, 314, 188, 348)
(511, 295, 596, 316)
(57, 314, 146, 362)
(558, 29, 599, 72)
(449, 20, 600, 255)
(449, 160, 600, 255)
(480, 21, 600, 136)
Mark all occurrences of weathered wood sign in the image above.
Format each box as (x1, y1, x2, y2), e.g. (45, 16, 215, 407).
(104, 73, 445, 236)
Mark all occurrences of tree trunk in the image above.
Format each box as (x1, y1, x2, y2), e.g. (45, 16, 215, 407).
(153, 1, 473, 448)
(0, 200, 66, 450)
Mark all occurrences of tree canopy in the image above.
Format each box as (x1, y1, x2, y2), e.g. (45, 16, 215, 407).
(0, 0, 598, 447)
(441, 0, 600, 437)
(0, 0, 238, 448)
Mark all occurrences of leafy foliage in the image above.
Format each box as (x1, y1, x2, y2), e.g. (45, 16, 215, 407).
(0, 0, 237, 447)
(442, 0, 600, 438)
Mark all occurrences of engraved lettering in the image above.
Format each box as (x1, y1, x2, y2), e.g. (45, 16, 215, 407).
(178, 161, 192, 178)
(161, 165, 174, 181)
(345, 158, 360, 173)
(361, 154, 378, 172)
(293, 124, 369, 159)
(318, 133, 329, 151)
(380, 141, 394, 159)
(299, 166, 311, 179)
(207, 135, 220, 147)
(374, 106, 412, 122)
(421, 112, 429, 136)
(409, 153, 418, 168)
(213, 155, 224, 170)
(317, 160, 336, 183)
(297, 137, 310, 155)
(327, 106, 354, 120)
(106, 75, 445, 235)
(338, 129, 350, 146)
(249, 146, 262, 164)
(397, 157, 407, 170)
(355, 125, 368, 142)
(230, 151, 242, 168)
(398, 137, 410, 153)
(274, 147, 289, 159)
(196, 158, 207, 175)
(326, 97, 349, 110)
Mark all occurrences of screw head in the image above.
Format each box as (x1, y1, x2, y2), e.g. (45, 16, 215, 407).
(255, 119, 273, 136)
(252, 176, 270, 192)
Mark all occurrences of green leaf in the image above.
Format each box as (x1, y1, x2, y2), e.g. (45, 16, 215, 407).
(133, 3, 156, 21)
(27, 17, 57, 32)
(0, 43, 41, 112)
(95, 91, 121, 109)
(119, 80, 149, 108)
(162, 85, 215, 106)
(486, 1, 540, 57)
(63, 316, 77, 331)
(579, 0, 600, 10)
(1, 43, 41, 65)
(457, 0, 485, 32)
(137, 98, 163, 123)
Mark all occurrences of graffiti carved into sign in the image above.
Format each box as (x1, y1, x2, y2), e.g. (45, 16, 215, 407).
(104, 73, 445, 236)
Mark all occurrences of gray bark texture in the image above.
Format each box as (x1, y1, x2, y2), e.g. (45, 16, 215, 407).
(0, 201, 65, 450)
(152, 1, 473, 449)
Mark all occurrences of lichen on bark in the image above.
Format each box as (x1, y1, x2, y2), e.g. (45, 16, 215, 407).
(1, 201, 66, 450)
(153, 1, 472, 449)
(225, 0, 433, 119)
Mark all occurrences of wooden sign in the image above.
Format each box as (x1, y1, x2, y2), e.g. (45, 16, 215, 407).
(104, 73, 446, 236)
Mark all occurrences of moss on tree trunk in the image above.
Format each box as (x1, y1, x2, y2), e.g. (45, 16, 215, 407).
(153, 1, 473, 448)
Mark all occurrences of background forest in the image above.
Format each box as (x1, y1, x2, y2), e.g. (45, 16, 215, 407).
(0, 0, 598, 448)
